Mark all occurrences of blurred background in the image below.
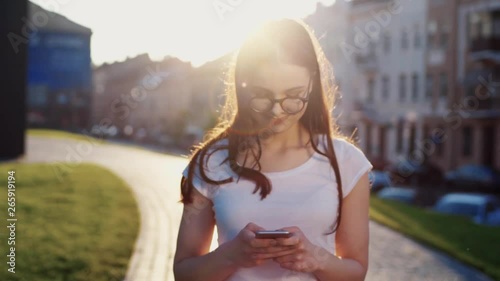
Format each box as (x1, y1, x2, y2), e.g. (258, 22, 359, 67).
(1, 0, 500, 280)
(13, 0, 500, 183)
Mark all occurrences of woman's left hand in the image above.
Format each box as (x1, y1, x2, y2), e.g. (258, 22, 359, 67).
(271, 226, 327, 273)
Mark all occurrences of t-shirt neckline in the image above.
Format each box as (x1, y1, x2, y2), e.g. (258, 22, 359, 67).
(262, 150, 320, 178)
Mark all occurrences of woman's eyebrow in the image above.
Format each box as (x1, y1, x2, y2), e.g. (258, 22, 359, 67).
(251, 85, 306, 94)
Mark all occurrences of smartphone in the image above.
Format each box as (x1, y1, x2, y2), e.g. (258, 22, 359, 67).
(255, 230, 292, 239)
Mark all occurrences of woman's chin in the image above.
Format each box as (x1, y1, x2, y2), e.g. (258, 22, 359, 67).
(269, 122, 289, 134)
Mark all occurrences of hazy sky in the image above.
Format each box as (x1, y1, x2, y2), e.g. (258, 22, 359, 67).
(31, 0, 336, 66)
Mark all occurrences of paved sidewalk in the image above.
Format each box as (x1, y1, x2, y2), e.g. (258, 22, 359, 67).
(17, 136, 493, 281)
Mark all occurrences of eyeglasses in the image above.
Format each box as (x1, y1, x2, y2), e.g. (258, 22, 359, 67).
(248, 76, 314, 115)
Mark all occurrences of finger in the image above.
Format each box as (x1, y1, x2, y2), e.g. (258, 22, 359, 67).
(252, 248, 298, 259)
(279, 262, 295, 270)
(241, 229, 256, 244)
(276, 226, 298, 232)
(250, 237, 278, 248)
(276, 234, 300, 246)
(273, 252, 299, 263)
(253, 245, 296, 254)
(245, 222, 265, 232)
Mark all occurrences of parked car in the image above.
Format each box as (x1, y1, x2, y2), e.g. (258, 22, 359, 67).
(377, 187, 417, 205)
(433, 193, 500, 226)
(369, 171, 392, 193)
(445, 164, 500, 191)
(387, 159, 443, 187)
(90, 124, 118, 139)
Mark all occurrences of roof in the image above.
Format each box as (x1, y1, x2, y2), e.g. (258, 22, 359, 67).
(28, 2, 92, 35)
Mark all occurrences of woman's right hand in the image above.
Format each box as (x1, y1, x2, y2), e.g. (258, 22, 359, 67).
(218, 222, 295, 268)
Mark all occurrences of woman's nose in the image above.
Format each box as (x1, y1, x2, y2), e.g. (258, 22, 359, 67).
(271, 100, 285, 117)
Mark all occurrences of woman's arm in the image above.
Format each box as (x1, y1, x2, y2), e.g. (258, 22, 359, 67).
(173, 187, 239, 281)
(312, 172, 370, 281)
(174, 244, 239, 281)
(269, 172, 370, 279)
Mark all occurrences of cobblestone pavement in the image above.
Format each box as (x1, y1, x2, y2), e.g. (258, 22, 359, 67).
(16, 136, 494, 281)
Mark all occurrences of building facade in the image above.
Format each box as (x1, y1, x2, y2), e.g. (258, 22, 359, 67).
(26, 2, 92, 130)
(307, 0, 500, 172)
(454, 0, 500, 170)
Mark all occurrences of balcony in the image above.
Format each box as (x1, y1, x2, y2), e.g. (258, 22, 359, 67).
(476, 97, 500, 111)
(355, 52, 378, 71)
(471, 37, 500, 53)
(463, 68, 500, 113)
(470, 37, 500, 53)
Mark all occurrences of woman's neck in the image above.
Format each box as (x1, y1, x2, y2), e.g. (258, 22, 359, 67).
(258, 123, 311, 152)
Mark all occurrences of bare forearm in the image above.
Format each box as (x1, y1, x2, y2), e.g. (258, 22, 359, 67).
(312, 247, 366, 281)
(174, 244, 239, 281)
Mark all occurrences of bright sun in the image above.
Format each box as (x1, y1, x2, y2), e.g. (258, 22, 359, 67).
(30, 0, 336, 66)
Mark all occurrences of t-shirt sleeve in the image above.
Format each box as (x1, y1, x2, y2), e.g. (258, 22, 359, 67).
(181, 150, 228, 200)
(336, 139, 373, 198)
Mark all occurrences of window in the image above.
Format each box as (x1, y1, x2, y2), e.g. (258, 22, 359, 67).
(462, 126, 473, 156)
(412, 74, 419, 101)
(396, 121, 403, 153)
(399, 74, 407, 101)
(427, 33, 435, 48)
(468, 13, 480, 40)
(427, 21, 437, 48)
(382, 76, 390, 100)
(441, 32, 448, 49)
(409, 124, 416, 155)
(494, 12, 500, 37)
(368, 41, 376, 56)
(486, 202, 499, 215)
(440, 73, 448, 98)
(383, 32, 391, 53)
(439, 26, 449, 49)
(27, 86, 48, 107)
(422, 125, 434, 157)
(367, 79, 375, 103)
(431, 127, 445, 157)
(414, 25, 421, 48)
(436, 142, 444, 157)
(366, 123, 372, 156)
(401, 30, 409, 50)
(426, 74, 434, 100)
(468, 12, 496, 40)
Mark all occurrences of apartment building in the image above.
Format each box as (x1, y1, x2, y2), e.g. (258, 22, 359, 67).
(307, 0, 499, 172)
(454, 0, 500, 170)
(422, 0, 459, 171)
(92, 55, 194, 142)
(345, 0, 429, 169)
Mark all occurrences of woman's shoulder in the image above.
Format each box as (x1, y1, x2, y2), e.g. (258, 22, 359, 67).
(191, 138, 230, 172)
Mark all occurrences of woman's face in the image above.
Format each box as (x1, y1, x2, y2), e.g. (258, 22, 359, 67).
(244, 62, 312, 135)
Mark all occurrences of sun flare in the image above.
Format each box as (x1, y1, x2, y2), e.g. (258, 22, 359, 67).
(30, 0, 335, 66)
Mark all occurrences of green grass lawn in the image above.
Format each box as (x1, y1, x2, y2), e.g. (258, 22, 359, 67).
(0, 163, 140, 281)
(370, 196, 500, 281)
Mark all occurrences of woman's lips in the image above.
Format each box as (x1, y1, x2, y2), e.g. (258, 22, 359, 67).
(271, 117, 285, 125)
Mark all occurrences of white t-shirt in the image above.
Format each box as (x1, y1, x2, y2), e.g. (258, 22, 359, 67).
(181, 134, 373, 281)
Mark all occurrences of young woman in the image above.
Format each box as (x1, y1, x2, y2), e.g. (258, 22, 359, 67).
(173, 18, 373, 281)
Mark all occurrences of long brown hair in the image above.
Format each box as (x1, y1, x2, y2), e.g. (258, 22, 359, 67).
(180, 18, 351, 235)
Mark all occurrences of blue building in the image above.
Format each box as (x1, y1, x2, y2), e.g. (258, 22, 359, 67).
(27, 2, 92, 130)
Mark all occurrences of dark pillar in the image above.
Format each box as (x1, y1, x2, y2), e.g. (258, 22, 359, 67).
(0, 0, 28, 160)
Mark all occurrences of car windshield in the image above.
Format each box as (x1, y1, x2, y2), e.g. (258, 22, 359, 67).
(439, 202, 480, 217)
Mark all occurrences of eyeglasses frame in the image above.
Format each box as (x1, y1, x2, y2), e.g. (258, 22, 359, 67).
(248, 74, 315, 115)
